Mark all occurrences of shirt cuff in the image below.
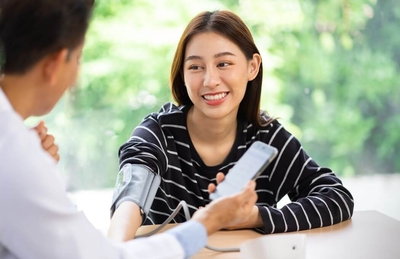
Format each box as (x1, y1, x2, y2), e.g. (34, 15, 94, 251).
(165, 221, 207, 258)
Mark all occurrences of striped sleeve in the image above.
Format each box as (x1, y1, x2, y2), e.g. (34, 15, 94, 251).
(119, 113, 168, 176)
(256, 123, 354, 234)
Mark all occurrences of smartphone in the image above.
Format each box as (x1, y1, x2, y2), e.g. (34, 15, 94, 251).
(209, 141, 278, 200)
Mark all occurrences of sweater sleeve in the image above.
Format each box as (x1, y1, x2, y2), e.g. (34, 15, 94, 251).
(119, 114, 168, 176)
(256, 123, 354, 234)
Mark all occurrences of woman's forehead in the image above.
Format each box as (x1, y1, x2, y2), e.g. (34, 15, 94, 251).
(185, 32, 242, 58)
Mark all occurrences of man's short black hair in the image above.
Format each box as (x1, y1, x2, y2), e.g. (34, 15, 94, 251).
(0, 0, 94, 74)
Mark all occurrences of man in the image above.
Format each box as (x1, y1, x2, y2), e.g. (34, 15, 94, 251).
(0, 1, 257, 258)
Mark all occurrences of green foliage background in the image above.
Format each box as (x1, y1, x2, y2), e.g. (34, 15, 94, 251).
(34, 0, 399, 190)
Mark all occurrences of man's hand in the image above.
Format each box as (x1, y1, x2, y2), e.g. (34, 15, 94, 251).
(192, 180, 258, 235)
(206, 172, 263, 230)
(33, 121, 60, 162)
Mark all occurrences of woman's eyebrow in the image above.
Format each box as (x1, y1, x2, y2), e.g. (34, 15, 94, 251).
(185, 55, 201, 62)
(185, 52, 236, 62)
(214, 51, 236, 58)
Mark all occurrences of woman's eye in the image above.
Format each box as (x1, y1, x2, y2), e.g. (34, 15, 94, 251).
(188, 65, 201, 70)
(217, 62, 230, 67)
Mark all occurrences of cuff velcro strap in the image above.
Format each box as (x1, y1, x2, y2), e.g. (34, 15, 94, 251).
(110, 164, 161, 223)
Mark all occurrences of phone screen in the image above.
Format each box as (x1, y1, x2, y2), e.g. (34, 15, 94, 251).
(209, 141, 277, 200)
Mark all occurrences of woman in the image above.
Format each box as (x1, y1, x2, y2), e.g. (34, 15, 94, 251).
(108, 10, 354, 241)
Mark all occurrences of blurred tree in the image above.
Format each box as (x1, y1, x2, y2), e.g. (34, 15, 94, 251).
(272, 0, 400, 176)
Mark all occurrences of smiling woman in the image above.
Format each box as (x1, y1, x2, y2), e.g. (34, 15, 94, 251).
(107, 9, 354, 242)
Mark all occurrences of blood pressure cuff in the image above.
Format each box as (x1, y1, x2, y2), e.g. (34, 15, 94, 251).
(110, 164, 161, 224)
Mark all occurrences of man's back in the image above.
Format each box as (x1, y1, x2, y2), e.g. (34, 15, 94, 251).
(0, 88, 120, 258)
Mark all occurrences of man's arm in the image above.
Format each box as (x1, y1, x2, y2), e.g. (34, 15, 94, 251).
(162, 180, 258, 258)
(0, 125, 121, 258)
(0, 124, 185, 259)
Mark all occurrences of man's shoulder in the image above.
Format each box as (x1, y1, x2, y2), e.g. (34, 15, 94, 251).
(0, 110, 26, 150)
(0, 111, 54, 175)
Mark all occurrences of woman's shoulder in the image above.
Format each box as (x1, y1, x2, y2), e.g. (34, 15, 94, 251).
(142, 102, 187, 126)
(256, 112, 304, 149)
(158, 102, 185, 114)
(253, 110, 281, 132)
(259, 111, 277, 127)
(240, 111, 293, 142)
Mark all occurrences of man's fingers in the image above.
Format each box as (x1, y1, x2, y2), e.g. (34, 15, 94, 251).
(46, 144, 59, 156)
(41, 134, 55, 149)
(46, 144, 60, 162)
(246, 180, 256, 190)
(238, 181, 257, 202)
(33, 121, 48, 140)
(32, 121, 59, 162)
(33, 121, 44, 131)
(241, 180, 256, 193)
(53, 154, 60, 162)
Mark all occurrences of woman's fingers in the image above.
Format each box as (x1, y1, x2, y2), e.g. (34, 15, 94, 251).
(208, 172, 226, 194)
(216, 172, 225, 184)
(208, 183, 216, 193)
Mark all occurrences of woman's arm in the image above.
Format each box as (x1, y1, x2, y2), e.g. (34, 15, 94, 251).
(108, 201, 143, 241)
(108, 115, 169, 240)
(256, 123, 354, 233)
(212, 122, 354, 233)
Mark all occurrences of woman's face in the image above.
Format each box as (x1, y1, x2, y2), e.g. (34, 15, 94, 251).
(183, 32, 259, 121)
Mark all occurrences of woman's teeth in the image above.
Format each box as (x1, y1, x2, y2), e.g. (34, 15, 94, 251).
(203, 92, 227, 101)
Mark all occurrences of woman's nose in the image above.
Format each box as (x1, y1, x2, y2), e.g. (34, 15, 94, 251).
(203, 67, 221, 88)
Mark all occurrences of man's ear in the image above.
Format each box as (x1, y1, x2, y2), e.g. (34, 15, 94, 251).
(42, 49, 69, 87)
(248, 53, 262, 81)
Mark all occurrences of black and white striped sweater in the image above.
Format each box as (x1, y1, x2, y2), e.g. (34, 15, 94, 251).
(118, 102, 354, 234)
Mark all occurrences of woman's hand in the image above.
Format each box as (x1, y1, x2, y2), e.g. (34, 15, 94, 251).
(207, 172, 225, 194)
(33, 121, 60, 162)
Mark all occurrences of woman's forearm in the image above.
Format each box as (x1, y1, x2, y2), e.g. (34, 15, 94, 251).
(107, 201, 143, 241)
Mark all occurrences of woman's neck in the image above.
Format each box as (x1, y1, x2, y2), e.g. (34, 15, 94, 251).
(186, 106, 238, 166)
(186, 106, 237, 145)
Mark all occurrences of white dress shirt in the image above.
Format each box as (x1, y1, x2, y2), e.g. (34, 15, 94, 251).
(0, 88, 207, 259)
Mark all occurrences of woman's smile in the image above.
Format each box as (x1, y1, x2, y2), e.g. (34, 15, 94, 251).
(202, 92, 229, 105)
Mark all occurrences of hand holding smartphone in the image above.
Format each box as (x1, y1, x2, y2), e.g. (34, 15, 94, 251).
(209, 141, 278, 200)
